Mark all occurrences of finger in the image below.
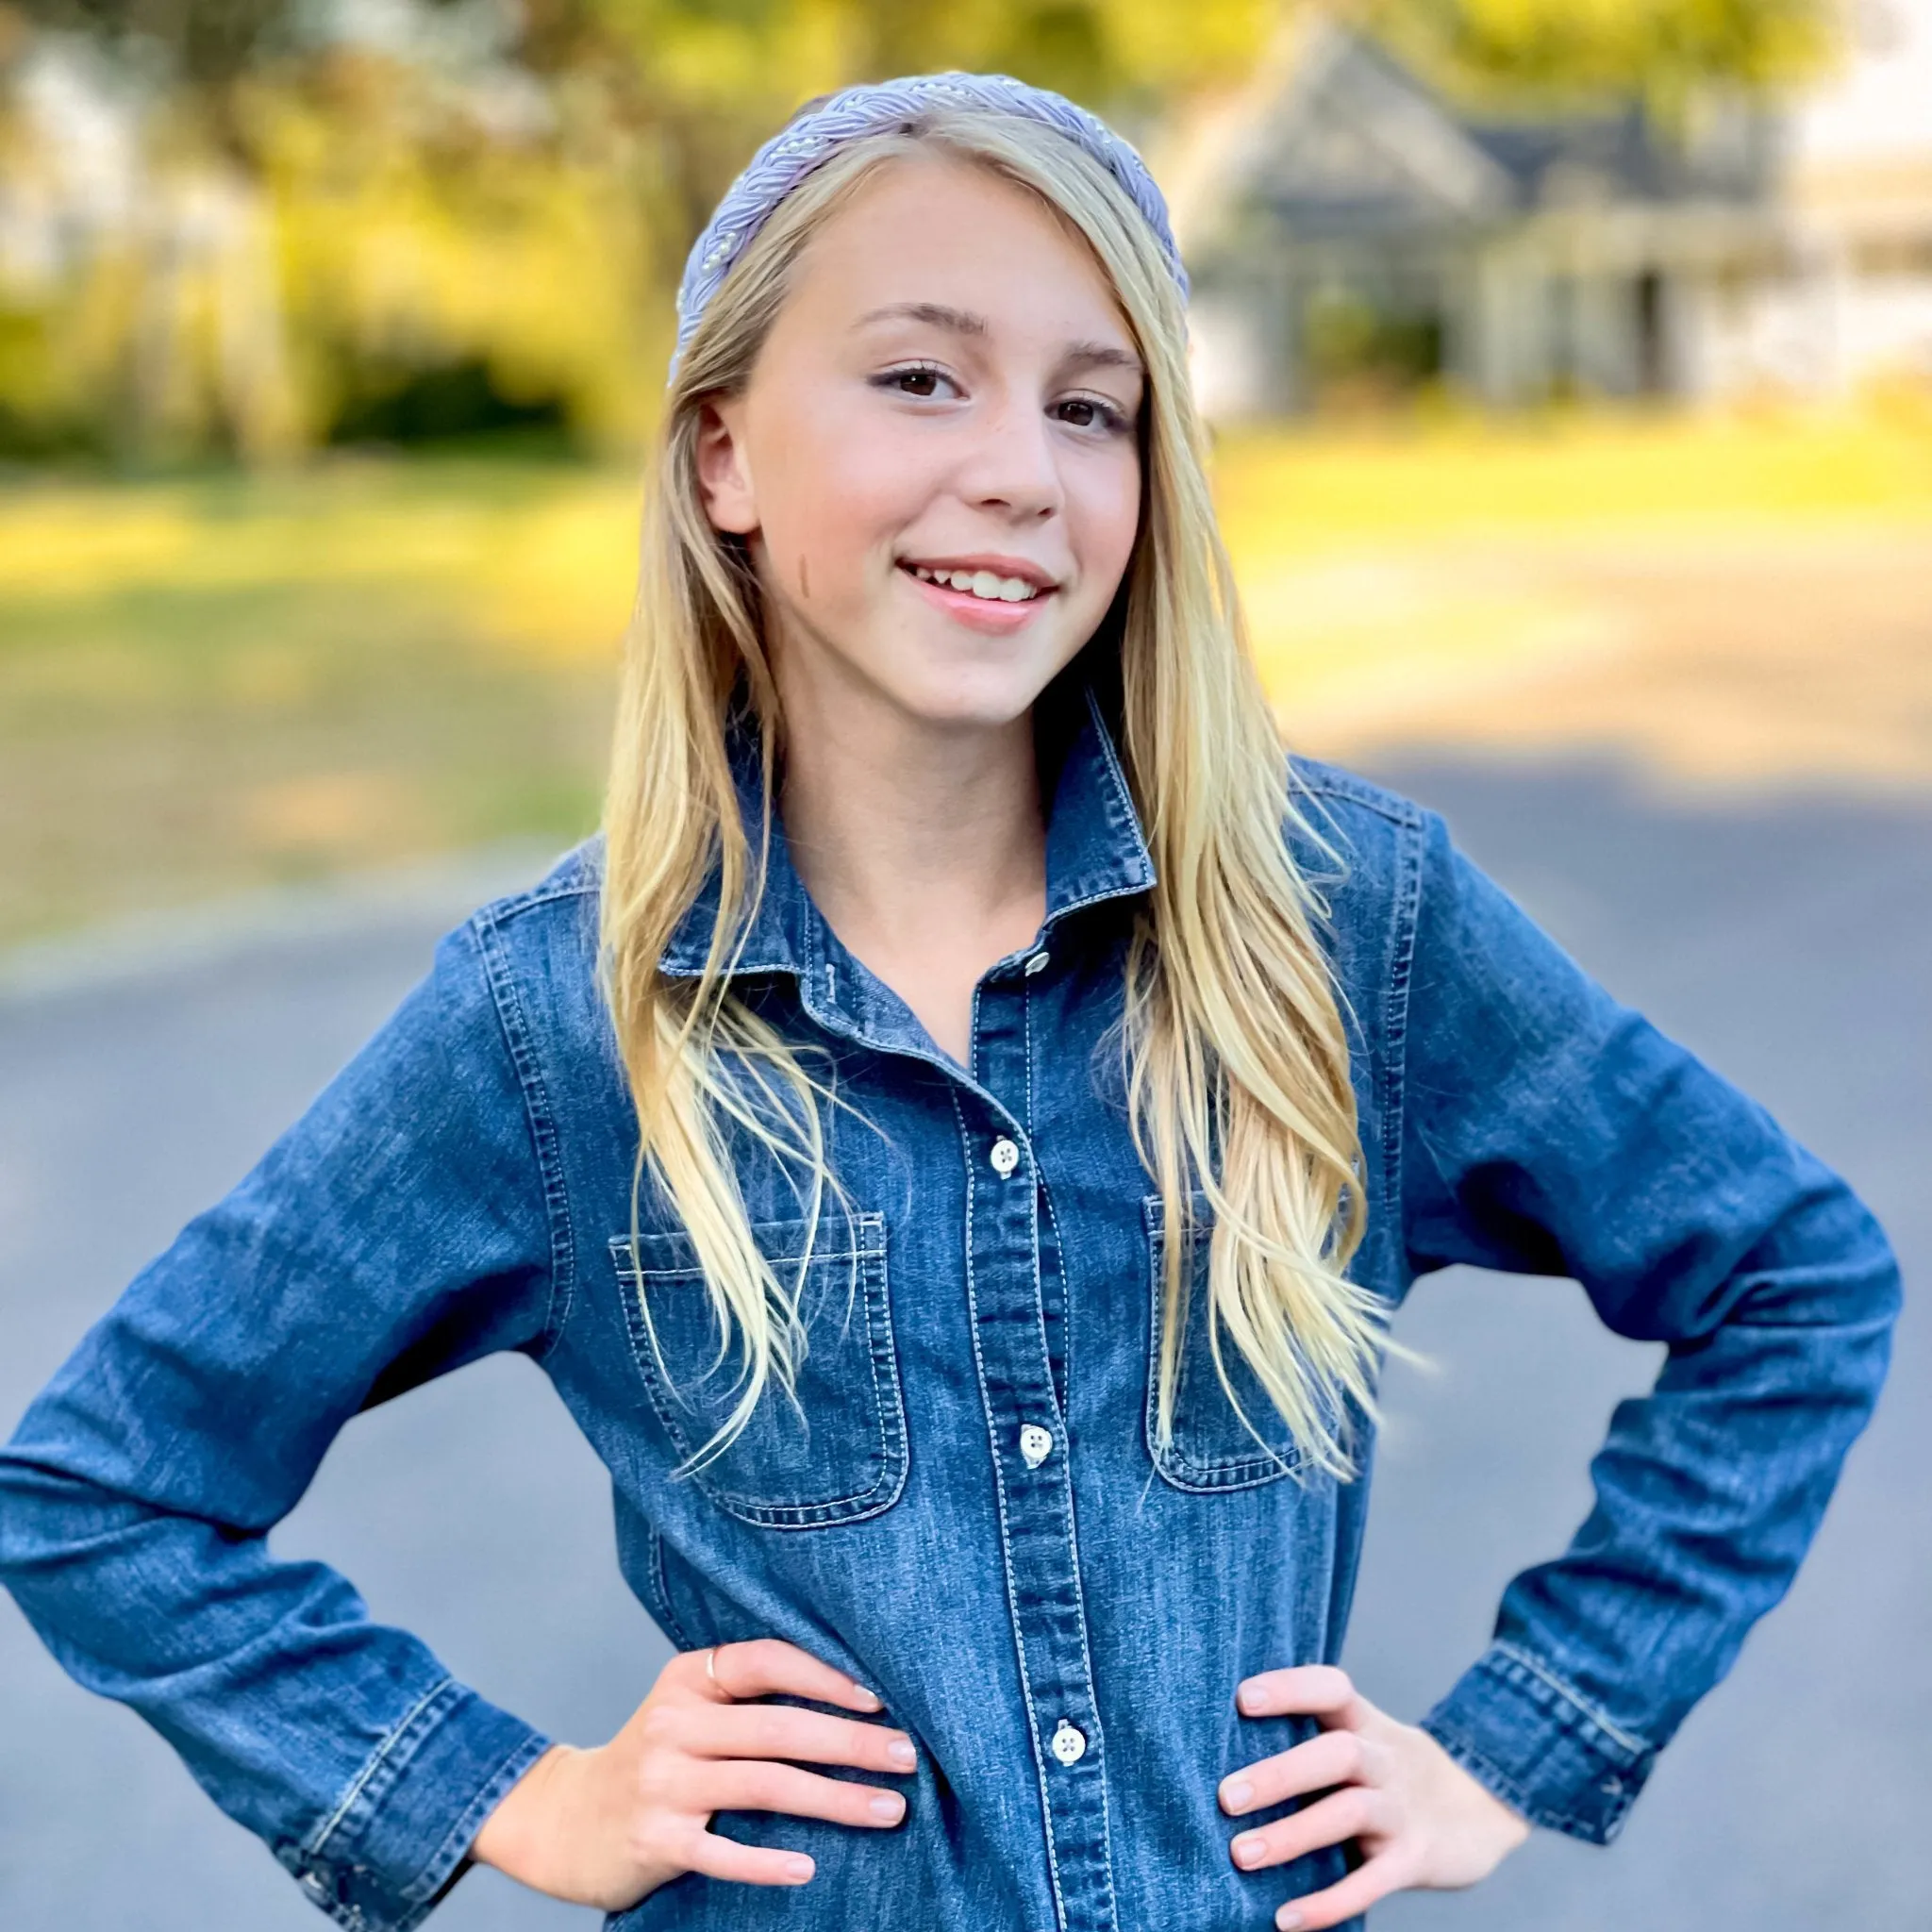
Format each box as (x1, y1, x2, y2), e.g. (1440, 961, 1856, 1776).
(1221, 1727, 1366, 1816)
(691, 1639, 884, 1713)
(1228, 1785, 1383, 1874)
(680, 1827, 818, 1888)
(683, 1700, 918, 1776)
(690, 1758, 908, 1829)
(1273, 1848, 1412, 1931)
(1237, 1664, 1372, 1731)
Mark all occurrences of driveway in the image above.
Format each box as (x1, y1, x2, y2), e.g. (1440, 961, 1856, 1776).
(1, 762, 1923, 1930)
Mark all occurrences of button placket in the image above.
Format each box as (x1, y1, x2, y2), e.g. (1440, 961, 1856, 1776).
(953, 974, 1117, 1929)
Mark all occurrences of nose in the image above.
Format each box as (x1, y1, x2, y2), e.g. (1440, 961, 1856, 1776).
(955, 392, 1062, 525)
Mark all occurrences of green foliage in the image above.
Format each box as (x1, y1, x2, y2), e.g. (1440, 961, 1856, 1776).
(0, 0, 1846, 466)
(1346, 0, 1839, 108)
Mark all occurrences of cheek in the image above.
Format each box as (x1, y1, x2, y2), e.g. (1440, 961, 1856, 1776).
(762, 408, 932, 591)
(1068, 448, 1142, 593)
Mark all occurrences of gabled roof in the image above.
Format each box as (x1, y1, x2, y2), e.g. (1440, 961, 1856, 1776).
(1255, 23, 1518, 234)
(1161, 14, 1762, 258)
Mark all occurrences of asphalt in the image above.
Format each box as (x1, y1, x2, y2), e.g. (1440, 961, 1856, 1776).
(0, 758, 1924, 1930)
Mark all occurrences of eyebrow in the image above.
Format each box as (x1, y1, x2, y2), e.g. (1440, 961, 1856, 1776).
(852, 301, 1144, 377)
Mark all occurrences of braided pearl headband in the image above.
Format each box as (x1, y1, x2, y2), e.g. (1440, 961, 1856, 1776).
(668, 69, 1190, 384)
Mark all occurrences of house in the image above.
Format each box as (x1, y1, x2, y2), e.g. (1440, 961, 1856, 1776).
(1707, 0, 1932, 397)
(1163, 8, 1932, 418)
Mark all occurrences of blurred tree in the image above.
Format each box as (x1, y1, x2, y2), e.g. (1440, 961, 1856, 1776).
(0, 0, 1844, 465)
(499, 0, 1282, 304)
(1344, 0, 1837, 109)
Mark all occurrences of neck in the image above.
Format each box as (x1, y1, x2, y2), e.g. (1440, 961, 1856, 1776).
(774, 667, 1048, 952)
(767, 657, 1053, 1041)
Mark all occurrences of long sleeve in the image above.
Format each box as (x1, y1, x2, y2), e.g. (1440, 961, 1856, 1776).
(0, 916, 562, 1929)
(1397, 811, 1901, 1842)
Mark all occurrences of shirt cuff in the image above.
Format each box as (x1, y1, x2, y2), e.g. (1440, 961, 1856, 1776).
(277, 1675, 554, 1932)
(1419, 1641, 1657, 1844)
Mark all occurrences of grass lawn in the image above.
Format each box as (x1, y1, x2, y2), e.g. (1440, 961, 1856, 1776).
(3, 402, 1929, 948)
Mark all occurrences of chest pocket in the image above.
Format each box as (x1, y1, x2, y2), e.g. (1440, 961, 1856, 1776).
(1142, 1192, 1307, 1492)
(610, 1212, 908, 1529)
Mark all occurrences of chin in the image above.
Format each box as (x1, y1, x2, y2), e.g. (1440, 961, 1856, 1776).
(888, 659, 1061, 732)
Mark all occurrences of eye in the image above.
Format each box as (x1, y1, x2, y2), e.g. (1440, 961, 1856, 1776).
(1054, 393, 1132, 436)
(872, 361, 959, 401)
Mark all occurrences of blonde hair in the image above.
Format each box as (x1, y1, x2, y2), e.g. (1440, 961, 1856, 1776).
(600, 105, 1390, 1484)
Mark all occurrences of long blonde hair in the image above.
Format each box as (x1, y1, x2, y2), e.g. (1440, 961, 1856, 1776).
(600, 105, 1390, 1483)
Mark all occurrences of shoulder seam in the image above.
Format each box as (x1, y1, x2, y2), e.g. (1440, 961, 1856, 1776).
(1292, 775, 1426, 832)
(476, 876, 600, 927)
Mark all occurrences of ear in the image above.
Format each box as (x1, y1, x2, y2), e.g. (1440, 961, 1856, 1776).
(694, 397, 758, 535)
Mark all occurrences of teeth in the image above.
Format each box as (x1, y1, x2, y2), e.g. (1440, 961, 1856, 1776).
(908, 564, 1041, 602)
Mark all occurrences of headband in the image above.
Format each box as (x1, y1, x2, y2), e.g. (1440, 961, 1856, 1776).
(669, 69, 1190, 383)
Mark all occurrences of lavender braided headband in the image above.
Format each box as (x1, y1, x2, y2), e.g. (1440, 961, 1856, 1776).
(669, 70, 1190, 384)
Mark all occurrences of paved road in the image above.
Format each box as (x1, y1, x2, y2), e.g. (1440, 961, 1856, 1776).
(0, 762, 1924, 1930)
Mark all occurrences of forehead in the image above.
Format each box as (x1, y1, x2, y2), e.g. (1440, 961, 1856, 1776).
(776, 152, 1135, 350)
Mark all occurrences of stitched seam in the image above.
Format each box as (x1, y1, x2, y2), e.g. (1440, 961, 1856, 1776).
(948, 1082, 1071, 1932)
(472, 912, 576, 1358)
(616, 1249, 882, 1275)
(1082, 683, 1158, 887)
(645, 1529, 697, 1651)
(1382, 813, 1424, 1261)
(1490, 1641, 1654, 1758)
(1291, 764, 1427, 831)
(307, 1676, 454, 1857)
(478, 870, 601, 926)
(1142, 1197, 1305, 1491)
(1022, 971, 1065, 1426)
(1039, 1182, 1071, 1425)
(1053, 1357, 1119, 1930)
(1422, 1723, 1615, 1840)
(658, 953, 794, 981)
(398, 1729, 553, 1911)
(615, 1217, 902, 1524)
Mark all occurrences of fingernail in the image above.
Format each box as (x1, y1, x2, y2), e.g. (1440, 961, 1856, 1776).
(1232, 1832, 1268, 1868)
(784, 1855, 814, 1881)
(888, 1738, 917, 1768)
(868, 1791, 905, 1821)
(850, 1682, 883, 1709)
(1221, 1778, 1253, 1811)
(1237, 1684, 1261, 1714)
(1275, 1911, 1304, 1931)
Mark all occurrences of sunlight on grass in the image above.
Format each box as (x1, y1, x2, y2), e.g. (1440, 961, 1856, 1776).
(1211, 398, 1932, 556)
(2, 403, 1928, 945)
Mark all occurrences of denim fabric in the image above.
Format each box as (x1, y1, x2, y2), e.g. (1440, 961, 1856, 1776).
(0, 674, 1899, 1932)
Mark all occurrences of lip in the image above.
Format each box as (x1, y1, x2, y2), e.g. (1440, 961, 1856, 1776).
(898, 553, 1062, 591)
(897, 561, 1055, 635)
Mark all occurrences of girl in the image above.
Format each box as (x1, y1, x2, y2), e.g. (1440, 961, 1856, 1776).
(0, 72, 1899, 1932)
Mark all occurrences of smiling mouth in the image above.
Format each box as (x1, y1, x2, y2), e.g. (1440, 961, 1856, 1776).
(898, 562, 1052, 605)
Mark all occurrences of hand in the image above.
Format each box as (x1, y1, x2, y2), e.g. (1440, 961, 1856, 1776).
(1221, 1664, 1530, 1930)
(469, 1638, 914, 1909)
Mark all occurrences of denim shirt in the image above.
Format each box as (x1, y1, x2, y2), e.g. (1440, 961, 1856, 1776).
(0, 677, 1900, 1932)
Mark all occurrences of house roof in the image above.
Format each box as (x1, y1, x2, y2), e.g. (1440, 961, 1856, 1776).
(1163, 16, 1769, 257)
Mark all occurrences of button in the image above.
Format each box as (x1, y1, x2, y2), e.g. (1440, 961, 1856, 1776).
(1024, 950, 1050, 975)
(1019, 1424, 1054, 1467)
(990, 1137, 1021, 1177)
(1050, 1720, 1087, 1765)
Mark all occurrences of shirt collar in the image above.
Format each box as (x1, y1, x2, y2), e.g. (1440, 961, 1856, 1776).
(656, 674, 1156, 983)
